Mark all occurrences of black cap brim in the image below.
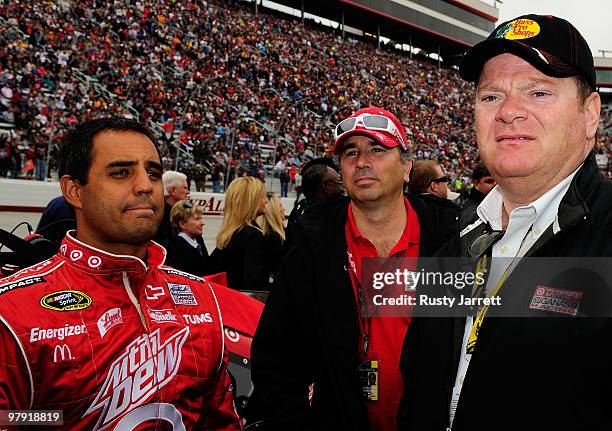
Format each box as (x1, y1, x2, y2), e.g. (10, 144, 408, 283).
(459, 38, 580, 84)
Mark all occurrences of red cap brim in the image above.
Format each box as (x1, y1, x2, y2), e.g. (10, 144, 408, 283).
(333, 130, 402, 155)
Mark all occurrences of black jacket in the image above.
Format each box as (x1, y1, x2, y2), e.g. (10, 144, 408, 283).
(165, 234, 210, 276)
(407, 193, 460, 254)
(246, 194, 447, 431)
(153, 202, 173, 248)
(398, 153, 612, 431)
(460, 187, 487, 209)
(209, 225, 270, 291)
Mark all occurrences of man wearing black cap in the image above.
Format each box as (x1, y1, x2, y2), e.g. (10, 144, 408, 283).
(247, 107, 440, 431)
(399, 15, 612, 430)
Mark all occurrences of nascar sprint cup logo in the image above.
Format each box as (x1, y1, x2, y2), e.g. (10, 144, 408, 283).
(40, 290, 92, 311)
(84, 327, 189, 430)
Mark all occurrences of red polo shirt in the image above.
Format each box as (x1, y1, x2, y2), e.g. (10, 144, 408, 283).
(345, 196, 420, 431)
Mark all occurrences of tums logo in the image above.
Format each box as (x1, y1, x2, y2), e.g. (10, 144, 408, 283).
(83, 327, 189, 430)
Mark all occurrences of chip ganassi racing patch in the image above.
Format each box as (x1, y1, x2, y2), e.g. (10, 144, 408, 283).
(529, 285, 583, 316)
(83, 327, 189, 429)
(167, 283, 198, 306)
(40, 290, 93, 312)
(0, 276, 45, 295)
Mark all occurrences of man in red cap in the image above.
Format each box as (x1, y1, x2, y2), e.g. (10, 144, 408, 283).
(246, 107, 441, 431)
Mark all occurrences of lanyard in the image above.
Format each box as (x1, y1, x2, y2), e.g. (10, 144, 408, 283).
(347, 252, 372, 354)
(466, 225, 534, 354)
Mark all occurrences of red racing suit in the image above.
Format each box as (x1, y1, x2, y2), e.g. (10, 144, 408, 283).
(0, 232, 242, 430)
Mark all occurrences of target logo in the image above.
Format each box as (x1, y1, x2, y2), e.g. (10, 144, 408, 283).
(224, 328, 240, 343)
(88, 256, 102, 268)
(70, 250, 83, 261)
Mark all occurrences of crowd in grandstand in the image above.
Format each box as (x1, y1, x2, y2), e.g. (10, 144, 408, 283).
(1, 0, 610, 186)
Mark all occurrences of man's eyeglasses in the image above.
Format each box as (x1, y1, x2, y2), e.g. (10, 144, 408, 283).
(431, 176, 449, 184)
(334, 114, 406, 149)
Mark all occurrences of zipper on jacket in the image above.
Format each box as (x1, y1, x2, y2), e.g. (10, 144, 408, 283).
(122, 271, 148, 331)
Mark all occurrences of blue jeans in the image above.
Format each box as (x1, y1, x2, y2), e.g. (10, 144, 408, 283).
(281, 181, 289, 198)
(212, 180, 221, 193)
(36, 159, 47, 181)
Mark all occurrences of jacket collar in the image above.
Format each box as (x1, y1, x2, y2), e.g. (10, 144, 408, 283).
(458, 152, 603, 258)
(557, 151, 602, 230)
(298, 194, 436, 257)
(59, 231, 166, 274)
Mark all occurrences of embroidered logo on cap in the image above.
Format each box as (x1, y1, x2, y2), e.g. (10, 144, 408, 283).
(529, 285, 583, 316)
(495, 19, 541, 40)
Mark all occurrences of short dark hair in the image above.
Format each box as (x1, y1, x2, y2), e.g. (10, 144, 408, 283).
(472, 161, 491, 182)
(58, 117, 159, 185)
(301, 164, 329, 199)
(300, 157, 338, 175)
(408, 160, 440, 193)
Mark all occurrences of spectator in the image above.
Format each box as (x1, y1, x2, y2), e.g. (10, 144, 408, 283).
(287, 157, 343, 237)
(154, 170, 188, 248)
(210, 176, 269, 291)
(461, 161, 496, 208)
(211, 163, 223, 193)
(35, 195, 76, 245)
(193, 164, 207, 192)
(0, 136, 10, 177)
(22, 144, 35, 179)
(407, 160, 460, 251)
(408, 160, 450, 199)
(3, 0, 608, 184)
(399, 14, 610, 431)
(256, 192, 286, 288)
(247, 107, 440, 431)
(279, 166, 290, 198)
(35, 144, 47, 181)
(166, 200, 211, 276)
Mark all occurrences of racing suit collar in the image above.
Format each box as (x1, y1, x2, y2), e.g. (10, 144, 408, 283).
(58, 230, 166, 274)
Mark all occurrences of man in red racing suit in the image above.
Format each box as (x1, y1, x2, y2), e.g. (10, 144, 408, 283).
(0, 232, 241, 430)
(0, 118, 242, 430)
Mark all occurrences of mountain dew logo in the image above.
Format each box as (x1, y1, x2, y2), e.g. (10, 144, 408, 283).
(495, 19, 540, 40)
(84, 327, 189, 430)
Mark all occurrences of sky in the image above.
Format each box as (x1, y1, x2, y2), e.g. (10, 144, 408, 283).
(495, 0, 612, 56)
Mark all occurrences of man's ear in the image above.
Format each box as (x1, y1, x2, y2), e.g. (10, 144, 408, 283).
(60, 175, 84, 210)
(403, 160, 413, 183)
(427, 181, 437, 195)
(583, 91, 601, 148)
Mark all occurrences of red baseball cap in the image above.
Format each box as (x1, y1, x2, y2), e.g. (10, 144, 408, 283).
(332, 107, 409, 155)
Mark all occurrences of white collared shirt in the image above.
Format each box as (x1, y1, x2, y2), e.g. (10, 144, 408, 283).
(449, 165, 581, 426)
(178, 232, 199, 249)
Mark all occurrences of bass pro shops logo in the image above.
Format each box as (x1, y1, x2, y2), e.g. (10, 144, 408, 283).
(83, 327, 190, 430)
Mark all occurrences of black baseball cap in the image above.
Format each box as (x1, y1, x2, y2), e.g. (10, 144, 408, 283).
(460, 15, 595, 88)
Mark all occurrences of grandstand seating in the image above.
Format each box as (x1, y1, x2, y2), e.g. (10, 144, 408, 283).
(1, 0, 610, 185)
